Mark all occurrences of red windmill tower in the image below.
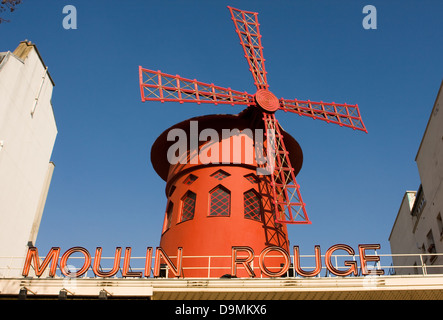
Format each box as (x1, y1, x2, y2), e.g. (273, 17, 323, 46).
(139, 7, 367, 277)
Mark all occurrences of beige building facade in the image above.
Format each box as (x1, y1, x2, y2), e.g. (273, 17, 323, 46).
(0, 41, 57, 277)
(390, 81, 443, 275)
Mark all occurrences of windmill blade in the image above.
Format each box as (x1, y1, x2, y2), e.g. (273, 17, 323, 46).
(262, 113, 311, 224)
(228, 6, 269, 90)
(139, 67, 254, 106)
(279, 98, 368, 133)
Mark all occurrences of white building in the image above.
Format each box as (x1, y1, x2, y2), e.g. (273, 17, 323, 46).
(0, 41, 57, 277)
(389, 80, 443, 275)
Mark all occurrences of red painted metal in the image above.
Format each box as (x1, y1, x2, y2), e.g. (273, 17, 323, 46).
(261, 112, 310, 224)
(244, 189, 261, 221)
(139, 6, 367, 227)
(139, 68, 253, 106)
(228, 6, 269, 90)
(255, 89, 280, 112)
(279, 99, 367, 133)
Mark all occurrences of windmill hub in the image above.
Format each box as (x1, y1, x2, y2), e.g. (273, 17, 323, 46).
(255, 89, 279, 113)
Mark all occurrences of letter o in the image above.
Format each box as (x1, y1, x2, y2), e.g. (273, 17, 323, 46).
(259, 246, 290, 277)
(60, 247, 91, 277)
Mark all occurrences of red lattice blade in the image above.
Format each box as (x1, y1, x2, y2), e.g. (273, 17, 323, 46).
(228, 6, 269, 90)
(261, 113, 311, 224)
(279, 98, 368, 133)
(139, 67, 254, 106)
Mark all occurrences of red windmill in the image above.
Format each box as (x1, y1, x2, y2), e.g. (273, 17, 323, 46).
(139, 7, 366, 277)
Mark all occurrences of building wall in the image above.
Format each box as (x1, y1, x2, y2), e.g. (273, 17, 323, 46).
(415, 82, 443, 255)
(389, 81, 443, 275)
(0, 41, 57, 277)
(389, 192, 420, 274)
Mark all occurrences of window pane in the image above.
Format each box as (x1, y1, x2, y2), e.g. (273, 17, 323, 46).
(181, 191, 196, 222)
(210, 170, 230, 181)
(209, 187, 230, 216)
(244, 190, 261, 221)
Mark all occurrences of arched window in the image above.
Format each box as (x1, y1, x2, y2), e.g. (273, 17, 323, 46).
(244, 190, 262, 221)
(163, 201, 174, 233)
(209, 186, 230, 216)
(181, 191, 196, 222)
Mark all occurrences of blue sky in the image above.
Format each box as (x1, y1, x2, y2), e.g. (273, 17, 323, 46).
(1, 0, 442, 260)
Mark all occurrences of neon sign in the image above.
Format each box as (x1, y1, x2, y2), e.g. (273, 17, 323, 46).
(21, 244, 383, 278)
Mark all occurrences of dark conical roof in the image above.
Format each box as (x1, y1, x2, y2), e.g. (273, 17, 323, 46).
(151, 107, 303, 181)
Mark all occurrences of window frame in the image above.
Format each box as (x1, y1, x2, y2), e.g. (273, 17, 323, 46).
(243, 189, 262, 222)
(183, 174, 198, 185)
(180, 190, 197, 223)
(162, 201, 174, 233)
(210, 169, 231, 181)
(208, 185, 231, 217)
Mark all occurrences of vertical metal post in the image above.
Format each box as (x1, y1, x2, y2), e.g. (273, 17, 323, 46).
(419, 254, 427, 275)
